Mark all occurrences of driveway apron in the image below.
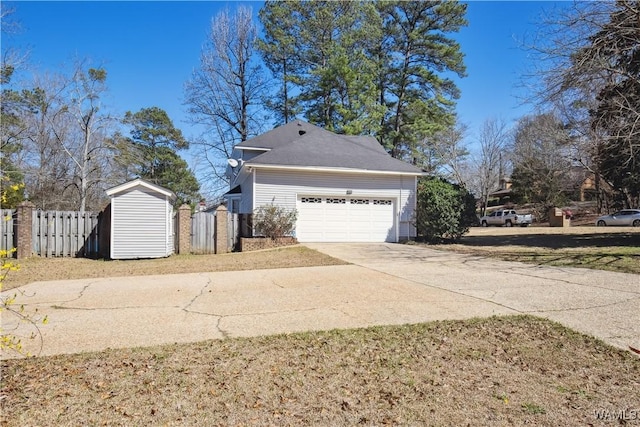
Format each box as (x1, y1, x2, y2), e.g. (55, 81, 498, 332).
(305, 243, 640, 353)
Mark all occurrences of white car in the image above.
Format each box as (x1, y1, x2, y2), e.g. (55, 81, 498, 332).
(595, 209, 640, 227)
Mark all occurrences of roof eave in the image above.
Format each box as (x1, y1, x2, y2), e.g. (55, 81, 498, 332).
(236, 146, 272, 152)
(247, 163, 425, 176)
(106, 178, 177, 201)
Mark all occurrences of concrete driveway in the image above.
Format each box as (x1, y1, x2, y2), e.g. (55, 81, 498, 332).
(307, 243, 640, 353)
(2, 243, 638, 357)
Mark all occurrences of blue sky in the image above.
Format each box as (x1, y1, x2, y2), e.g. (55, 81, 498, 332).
(4, 1, 565, 171)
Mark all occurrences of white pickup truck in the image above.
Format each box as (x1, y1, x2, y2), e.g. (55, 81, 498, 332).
(479, 209, 533, 227)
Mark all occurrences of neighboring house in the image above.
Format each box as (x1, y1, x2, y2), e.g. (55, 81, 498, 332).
(494, 168, 605, 204)
(105, 178, 176, 259)
(488, 176, 513, 205)
(223, 120, 424, 243)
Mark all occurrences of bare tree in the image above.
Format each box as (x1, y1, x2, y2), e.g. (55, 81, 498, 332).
(184, 6, 267, 197)
(10, 64, 114, 212)
(509, 112, 572, 217)
(65, 62, 113, 213)
(420, 121, 470, 186)
(17, 73, 76, 210)
(471, 118, 512, 216)
(524, 1, 639, 209)
(0, 4, 28, 84)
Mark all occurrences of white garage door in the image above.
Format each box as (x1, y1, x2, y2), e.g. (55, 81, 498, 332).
(296, 196, 396, 242)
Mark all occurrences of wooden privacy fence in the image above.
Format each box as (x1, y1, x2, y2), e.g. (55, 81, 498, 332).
(0, 209, 15, 252)
(3, 202, 240, 258)
(191, 211, 216, 254)
(190, 209, 239, 254)
(32, 210, 102, 257)
(227, 212, 239, 252)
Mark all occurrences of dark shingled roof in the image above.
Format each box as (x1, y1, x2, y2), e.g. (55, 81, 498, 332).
(236, 120, 322, 150)
(239, 120, 422, 174)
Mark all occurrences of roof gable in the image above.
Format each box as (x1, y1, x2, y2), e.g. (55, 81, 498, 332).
(106, 178, 177, 201)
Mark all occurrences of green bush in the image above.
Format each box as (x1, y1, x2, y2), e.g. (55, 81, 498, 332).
(253, 203, 298, 239)
(414, 177, 477, 242)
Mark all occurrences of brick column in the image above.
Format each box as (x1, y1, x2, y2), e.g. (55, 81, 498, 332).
(215, 205, 228, 254)
(176, 204, 192, 254)
(16, 201, 35, 259)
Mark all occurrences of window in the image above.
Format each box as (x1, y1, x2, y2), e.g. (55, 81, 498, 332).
(373, 199, 392, 206)
(301, 197, 322, 203)
(326, 198, 346, 204)
(350, 199, 369, 205)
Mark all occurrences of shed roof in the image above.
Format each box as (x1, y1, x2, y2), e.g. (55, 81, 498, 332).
(106, 178, 177, 201)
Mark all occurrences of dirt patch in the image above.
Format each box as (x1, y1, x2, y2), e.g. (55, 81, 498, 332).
(2, 316, 638, 426)
(2, 246, 347, 291)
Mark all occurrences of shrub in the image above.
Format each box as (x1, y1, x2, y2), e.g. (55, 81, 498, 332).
(414, 177, 477, 242)
(253, 203, 298, 239)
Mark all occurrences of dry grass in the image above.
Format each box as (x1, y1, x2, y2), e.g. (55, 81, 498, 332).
(2, 316, 638, 426)
(2, 245, 347, 291)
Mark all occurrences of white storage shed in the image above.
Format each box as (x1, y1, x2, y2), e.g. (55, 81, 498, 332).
(105, 179, 176, 259)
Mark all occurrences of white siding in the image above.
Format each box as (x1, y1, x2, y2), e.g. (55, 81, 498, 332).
(110, 188, 172, 259)
(234, 170, 254, 214)
(253, 169, 417, 240)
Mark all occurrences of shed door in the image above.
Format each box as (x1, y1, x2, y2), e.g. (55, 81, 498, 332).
(111, 189, 169, 259)
(296, 196, 395, 242)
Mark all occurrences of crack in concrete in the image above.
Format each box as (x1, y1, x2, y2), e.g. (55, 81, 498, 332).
(525, 295, 640, 314)
(32, 283, 95, 308)
(456, 255, 640, 295)
(355, 252, 638, 323)
(50, 304, 184, 311)
(215, 317, 230, 338)
(272, 280, 285, 289)
(360, 265, 524, 315)
(182, 275, 213, 313)
(497, 267, 640, 294)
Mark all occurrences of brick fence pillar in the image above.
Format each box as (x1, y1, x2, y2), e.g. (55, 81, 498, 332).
(176, 204, 192, 254)
(215, 205, 228, 254)
(16, 201, 35, 259)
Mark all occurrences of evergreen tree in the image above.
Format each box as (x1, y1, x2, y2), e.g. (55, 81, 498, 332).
(376, 0, 467, 162)
(258, 0, 386, 134)
(122, 107, 200, 206)
(257, 1, 302, 125)
(258, 0, 467, 154)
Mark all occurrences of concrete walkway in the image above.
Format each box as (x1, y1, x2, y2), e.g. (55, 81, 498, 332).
(2, 243, 638, 357)
(306, 243, 640, 353)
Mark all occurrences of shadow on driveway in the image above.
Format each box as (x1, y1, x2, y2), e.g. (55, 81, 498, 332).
(456, 231, 640, 249)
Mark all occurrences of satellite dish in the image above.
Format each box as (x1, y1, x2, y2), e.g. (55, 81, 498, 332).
(227, 158, 239, 168)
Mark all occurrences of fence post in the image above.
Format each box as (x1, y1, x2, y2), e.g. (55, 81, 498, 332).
(215, 205, 228, 254)
(176, 204, 191, 254)
(16, 201, 34, 259)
